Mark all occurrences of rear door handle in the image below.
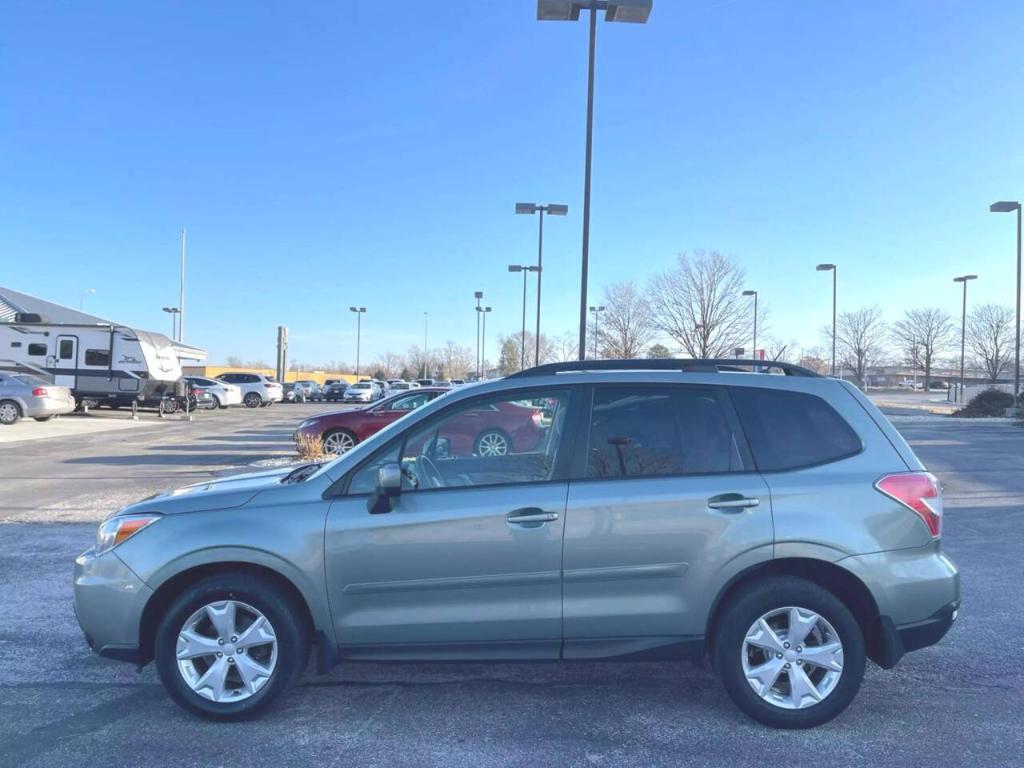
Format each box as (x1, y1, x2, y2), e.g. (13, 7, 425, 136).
(707, 494, 760, 511)
(507, 508, 559, 525)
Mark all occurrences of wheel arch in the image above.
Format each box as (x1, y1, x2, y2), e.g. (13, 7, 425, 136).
(137, 561, 319, 666)
(705, 557, 886, 666)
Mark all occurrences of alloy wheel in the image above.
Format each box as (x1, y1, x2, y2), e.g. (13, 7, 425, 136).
(476, 431, 509, 457)
(176, 600, 278, 703)
(324, 431, 356, 455)
(741, 606, 844, 710)
(0, 402, 19, 424)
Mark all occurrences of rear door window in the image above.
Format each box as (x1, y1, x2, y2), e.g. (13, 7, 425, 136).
(585, 385, 747, 478)
(729, 387, 862, 471)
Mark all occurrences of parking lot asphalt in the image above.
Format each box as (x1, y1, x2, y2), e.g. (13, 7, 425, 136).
(1, 405, 1022, 767)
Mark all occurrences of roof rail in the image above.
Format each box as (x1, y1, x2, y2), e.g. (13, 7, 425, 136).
(507, 358, 821, 379)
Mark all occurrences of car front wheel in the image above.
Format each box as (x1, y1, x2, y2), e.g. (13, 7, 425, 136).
(323, 429, 357, 455)
(712, 575, 865, 729)
(154, 573, 309, 720)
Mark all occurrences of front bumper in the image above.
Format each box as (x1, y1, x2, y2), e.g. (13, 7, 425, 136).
(73, 547, 153, 663)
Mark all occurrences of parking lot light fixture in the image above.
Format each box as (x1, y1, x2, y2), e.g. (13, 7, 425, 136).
(741, 290, 758, 363)
(474, 291, 484, 377)
(589, 304, 605, 359)
(953, 275, 978, 403)
(536, 1, 652, 361)
(509, 265, 540, 370)
(816, 264, 837, 376)
(990, 201, 1022, 402)
(478, 306, 492, 378)
(161, 306, 180, 338)
(517, 202, 569, 367)
(349, 307, 366, 378)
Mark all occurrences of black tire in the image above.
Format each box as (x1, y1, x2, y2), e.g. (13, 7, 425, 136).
(34, 415, 55, 422)
(162, 398, 179, 415)
(212, 395, 225, 409)
(712, 576, 865, 729)
(243, 392, 262, 408)
(154, 573, 309, 721)
(0, 400, 22, 425)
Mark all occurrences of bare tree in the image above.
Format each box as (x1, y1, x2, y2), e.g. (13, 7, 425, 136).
(406, 345, 434, 379)
(496, 331, 558, 373)
(798, 346, 830, 375)
(830, 306, 887, 387)
(891, 308, 955, 390)
(598, 280, 656, 359)
(437, 341, 474, 379)
(968, 304, 1015, 383)
(648, 250, 753, 358)
(553, 331, 578, 362)
(375, 352, 405, 379)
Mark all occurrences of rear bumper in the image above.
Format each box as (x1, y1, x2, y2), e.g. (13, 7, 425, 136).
(874, 599, 959, 668)
(23, 397, 76, 417)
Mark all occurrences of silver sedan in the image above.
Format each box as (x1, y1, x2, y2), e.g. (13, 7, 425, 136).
(0, 372, 76, 425)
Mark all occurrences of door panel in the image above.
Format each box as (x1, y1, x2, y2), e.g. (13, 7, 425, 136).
(325, 483, 567, 656)
(53, 335, 77, 389)
(562, 474, 772, 648)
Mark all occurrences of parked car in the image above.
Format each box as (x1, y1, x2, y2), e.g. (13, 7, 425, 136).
(285, 380, 324, 403)
(388, 380, 418, 391)
(294, 387, 448, 454)
(323, 381, 350, 402)
(416, 378, 435, 387)
(185, 376, 242, 409)
(73, 359, 959, 727)
(215, 373, 284, 408)
(342, 380, 383, 403)
(0, 372, 76, 424)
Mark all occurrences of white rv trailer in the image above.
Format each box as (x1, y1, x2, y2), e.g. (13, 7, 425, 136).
(0, 286, 206, 407)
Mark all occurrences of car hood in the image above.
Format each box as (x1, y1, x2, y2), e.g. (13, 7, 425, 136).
(112, 466, 298, 518)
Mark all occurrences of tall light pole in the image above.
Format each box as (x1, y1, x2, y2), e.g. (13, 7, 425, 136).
(478, 306, 492, 378)
(508, 265, 540, 370)
(516, 202, 568, 366)
(349, 306, 366, 378)
(954, 274, 978, 403)
(537, 0, 653, 361)
(990, 201, 1021, 403)
(422, 312, 428, 379)
(474, 291, 484, 377)
(178, 228, 186, 343)
(742, 290, 758, 361)
(80, 288, 95, 311)
(589, 304, 605, 359)
(162, 306, 180, 338)
(817, 264, 837, 376)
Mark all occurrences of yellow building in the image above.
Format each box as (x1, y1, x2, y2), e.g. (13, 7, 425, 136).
(183, 365, 358, 386)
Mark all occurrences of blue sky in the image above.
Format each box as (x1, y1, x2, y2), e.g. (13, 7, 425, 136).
(2, 0, 1022, 366)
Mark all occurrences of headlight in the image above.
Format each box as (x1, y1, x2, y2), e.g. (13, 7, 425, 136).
(298, 419, 314, 429)
(95, 514, 161, 555)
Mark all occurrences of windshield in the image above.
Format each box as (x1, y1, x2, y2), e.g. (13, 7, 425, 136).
(14, 374, 49, 387)
(351, 382, 371, 389)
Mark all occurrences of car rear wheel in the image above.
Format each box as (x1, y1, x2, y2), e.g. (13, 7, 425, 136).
(154, 573, 309, 720)
(712, 576, 864, 729)
(474, 429, 510, 457)
(0, 400, 22, 425)
(323, 429, 357, 455)
(34, 415, 55, 422)
(243, 392, 262, 408)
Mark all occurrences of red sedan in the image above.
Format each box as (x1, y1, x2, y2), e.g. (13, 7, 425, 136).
(294, 388, 546, 457)
(294, 388, 447, 455)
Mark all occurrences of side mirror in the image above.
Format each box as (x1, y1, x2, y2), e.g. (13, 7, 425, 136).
(367, 463, 402, 514)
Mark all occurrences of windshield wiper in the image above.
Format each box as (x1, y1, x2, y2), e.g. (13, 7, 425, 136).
(281, 463, 320, 484)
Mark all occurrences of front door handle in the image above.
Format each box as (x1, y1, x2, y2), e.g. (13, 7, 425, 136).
(707, 493, 760, 511)
(507, 508, 559, 525)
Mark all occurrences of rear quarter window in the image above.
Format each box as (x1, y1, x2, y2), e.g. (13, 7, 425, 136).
(729, 387, 862, 471)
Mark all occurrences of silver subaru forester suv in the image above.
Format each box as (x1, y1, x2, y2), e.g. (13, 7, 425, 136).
(73, 360, 960, 728)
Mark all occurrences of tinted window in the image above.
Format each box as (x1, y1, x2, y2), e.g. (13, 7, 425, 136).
(729, 387, 862, 471)
(59, 340, 74, 359)
(381, 392, 434, 412)
(27, 343, 47, 356)
(85, 349, 110, 366)
(586, 385, 745, 478)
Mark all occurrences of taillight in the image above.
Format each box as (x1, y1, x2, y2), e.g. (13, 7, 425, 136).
(875, 472, 943, 537)
(190, 388, 202, 396)
(32, 387, 48, 397)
